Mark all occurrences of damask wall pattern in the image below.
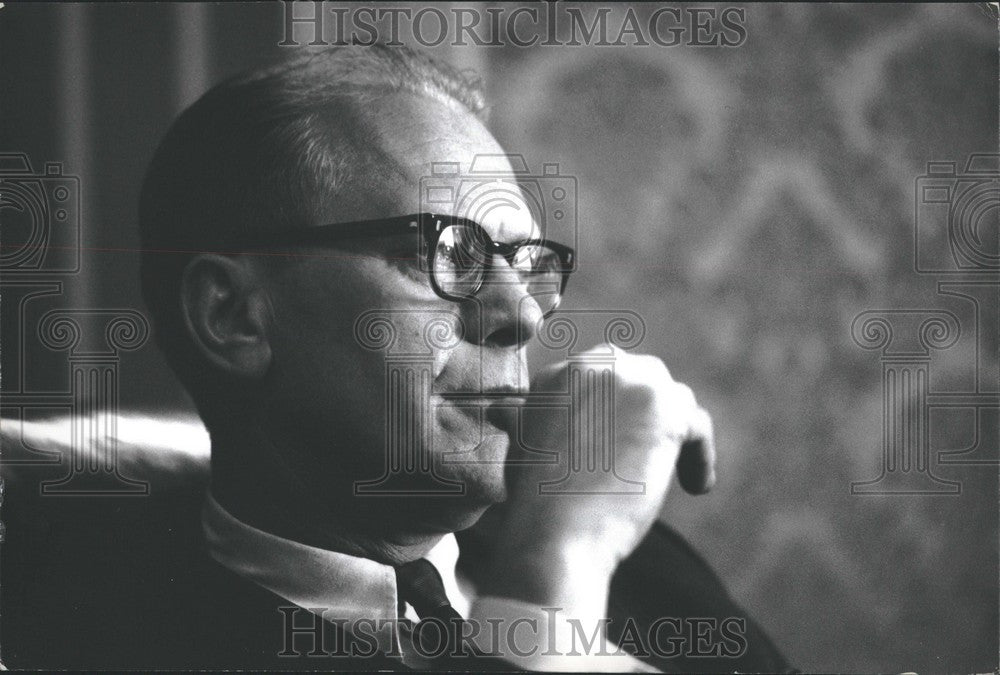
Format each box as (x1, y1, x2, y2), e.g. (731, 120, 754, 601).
(0, 3, 996, 672)
(479, 4, 997, 671)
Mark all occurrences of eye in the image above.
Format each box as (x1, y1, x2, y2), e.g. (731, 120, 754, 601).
(373, 236, 422, 280)
(387, 252, 425, 280)
(432, 225, 486, 297)
(511, 244, 538, 272)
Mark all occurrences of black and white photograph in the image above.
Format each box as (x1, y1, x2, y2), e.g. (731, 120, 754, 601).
(1, 2, 997, 672)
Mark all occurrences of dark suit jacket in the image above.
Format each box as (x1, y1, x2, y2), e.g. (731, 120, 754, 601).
(2, 440, 791, 672)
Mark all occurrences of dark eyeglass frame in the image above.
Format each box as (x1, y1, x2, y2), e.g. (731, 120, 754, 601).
(230, 212, 575, 314)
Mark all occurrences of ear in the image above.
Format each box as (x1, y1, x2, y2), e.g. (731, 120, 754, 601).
(179, 254, 273, 379)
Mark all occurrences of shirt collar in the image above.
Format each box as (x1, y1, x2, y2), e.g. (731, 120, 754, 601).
(201, 494, 467, 652)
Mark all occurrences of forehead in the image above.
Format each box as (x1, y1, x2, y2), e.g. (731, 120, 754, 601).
(360, 92, 539, 243)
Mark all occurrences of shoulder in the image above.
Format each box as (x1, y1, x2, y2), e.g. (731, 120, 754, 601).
(608, 521, 793, 673)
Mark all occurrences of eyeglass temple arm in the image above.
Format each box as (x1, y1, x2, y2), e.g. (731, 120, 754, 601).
(232, 216, 421, 248)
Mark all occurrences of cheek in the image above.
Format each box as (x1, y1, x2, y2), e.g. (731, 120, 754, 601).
(267, 258, 460, 408)
(266, 264, 385, 410)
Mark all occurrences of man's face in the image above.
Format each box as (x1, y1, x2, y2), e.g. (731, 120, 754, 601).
(259, 92, 544, 535)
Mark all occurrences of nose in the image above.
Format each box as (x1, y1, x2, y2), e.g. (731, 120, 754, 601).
(460, 254, 543, 348)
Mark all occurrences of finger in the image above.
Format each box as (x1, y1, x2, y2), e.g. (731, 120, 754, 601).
(529, 358, 570, 393)
(671, 382, 697, 408)
(675, 406, 716, 495)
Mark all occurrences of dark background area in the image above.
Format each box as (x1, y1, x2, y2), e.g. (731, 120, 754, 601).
(1, 3, 997, 672)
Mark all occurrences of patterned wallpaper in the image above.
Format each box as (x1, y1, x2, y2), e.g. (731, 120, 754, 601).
(1, 3, 996, 672)
(479, 4, 997, 671)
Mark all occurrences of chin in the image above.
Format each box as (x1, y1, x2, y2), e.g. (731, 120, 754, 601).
(437, 433, 509, 500)
(402, 488, 497, 537)
(436, 502, 494, 534)
(368, 426, 509, 535)
(413, 433, 507, 534)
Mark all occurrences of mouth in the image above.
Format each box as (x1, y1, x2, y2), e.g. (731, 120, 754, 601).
(439, 393, 527, 406)
(439, 384, 527, 404)
(437, 389, 526, 433)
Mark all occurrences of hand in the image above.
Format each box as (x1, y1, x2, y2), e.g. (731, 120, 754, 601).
(477, 346, 716, 609)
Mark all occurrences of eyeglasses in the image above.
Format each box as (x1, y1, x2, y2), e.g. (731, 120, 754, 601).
(229, 213, 575, 316)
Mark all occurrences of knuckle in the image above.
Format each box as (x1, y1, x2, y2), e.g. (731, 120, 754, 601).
(640, 354, 670, 376)
(692, 406, 715, 438)
(672, 382, 696, 402)
(618, 377, 658, 407)
(615, 353, 669, 382)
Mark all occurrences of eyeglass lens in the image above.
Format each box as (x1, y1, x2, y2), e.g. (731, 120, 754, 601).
(432, 224, 563, 313)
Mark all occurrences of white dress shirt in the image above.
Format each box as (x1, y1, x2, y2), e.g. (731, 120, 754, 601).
(202, 494, 655, 671)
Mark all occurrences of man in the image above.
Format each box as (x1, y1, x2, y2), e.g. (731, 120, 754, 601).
(5, 44, 790, 671)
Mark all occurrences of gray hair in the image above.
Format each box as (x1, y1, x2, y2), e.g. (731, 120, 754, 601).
(138, 44, 486, 425)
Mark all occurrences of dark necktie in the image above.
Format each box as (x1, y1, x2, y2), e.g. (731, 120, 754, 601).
(394, 558, 466, 657)
(395, 558, 462, 619)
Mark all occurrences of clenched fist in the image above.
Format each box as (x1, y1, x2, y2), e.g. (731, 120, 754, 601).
(476, 346, 716, 609)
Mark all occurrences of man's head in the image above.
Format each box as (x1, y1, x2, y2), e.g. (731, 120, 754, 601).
(140, 46, 555, 539)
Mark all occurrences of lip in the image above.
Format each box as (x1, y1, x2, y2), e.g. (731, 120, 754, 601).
(439, 384, 527, 405)
(438, 392, 528, 407)
(438, 390, 526, 433)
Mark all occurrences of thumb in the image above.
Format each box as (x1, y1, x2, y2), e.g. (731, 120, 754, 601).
(675, 407, 717, 495)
